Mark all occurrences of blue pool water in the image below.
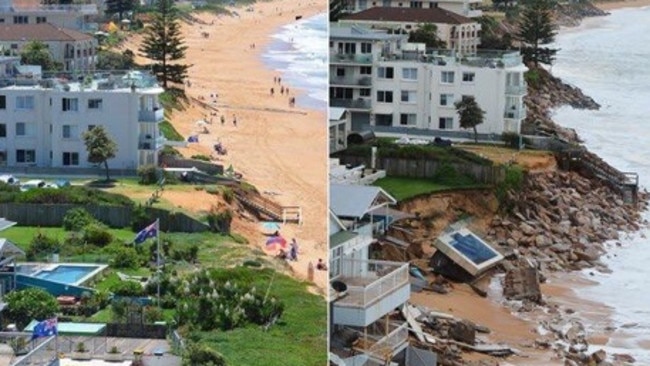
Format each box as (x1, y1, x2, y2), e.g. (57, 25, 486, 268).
(450, 233, 497, 265)
(34, 265, 98, 284)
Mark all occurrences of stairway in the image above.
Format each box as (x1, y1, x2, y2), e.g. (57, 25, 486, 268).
(235, 190, 284, 221)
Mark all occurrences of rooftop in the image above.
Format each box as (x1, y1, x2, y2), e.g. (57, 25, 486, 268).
(341, 7, 475, 25)
(0, 70, 163, 93)
(330, 23, 408, 41)
(330, 184, 396, 219)
(0, 23, 94, 42)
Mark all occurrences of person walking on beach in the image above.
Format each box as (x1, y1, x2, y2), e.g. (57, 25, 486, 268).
(270, 87, 274, 96)
(220, 115, 225, 126)
(289, 238, 299, 261)
(273, 76, 277, 84)
(233, 114, 237, 127)
(280, 86, 284, 95)
(278, 77, 282, 84)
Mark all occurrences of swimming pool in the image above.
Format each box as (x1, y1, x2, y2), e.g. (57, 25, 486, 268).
(34, 265, 99, 284)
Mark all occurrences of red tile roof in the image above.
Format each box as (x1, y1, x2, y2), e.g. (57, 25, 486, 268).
(0, 23, 94, 42)
(342, 7, 474, 25)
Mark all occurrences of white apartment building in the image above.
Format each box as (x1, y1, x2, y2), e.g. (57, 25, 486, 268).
(0, 0, 98, 31)
(339, 7, 481, 56)
(343, 0, 482, 18)
(330, 24, 527, 138)
(329, 183, 412, 365)
(0, 23, 97, 72)
(0, 70, 165, 170)
(330, 107, 351, 153)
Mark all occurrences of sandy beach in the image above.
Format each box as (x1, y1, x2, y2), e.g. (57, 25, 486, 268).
(121, 0, 328, 291)
(595, 0, 650, 10)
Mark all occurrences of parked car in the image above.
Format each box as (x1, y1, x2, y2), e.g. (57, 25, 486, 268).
(0, 175, 19, 185)
(20, 180, 48, 192)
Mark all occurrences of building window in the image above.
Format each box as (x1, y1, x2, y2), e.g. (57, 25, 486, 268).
(400, 90, 416, 103)
(330, 87, 353, 99)
(410, 1, 423, 8)
(0, 124, 5, 138)
(0, 95, 5, 109)
(360, 66, 372, 75)
(16, 149, 35, 163)
(361, 42, 372, 53)
(360, 89, 371, 97)
(378, 67, 394, 79)
(62, 98, 78, 112)
(16, 96, 34, 110)
(338, 42, 356, 54)
(62, 125, 78, 139)
(400, 113, 417, 125)
(88, 99, 103, 110)
(62, 152, 79, 166)
(0, 19, 5, 24)
(13, 16, 28, 24)
(36, 16, 46, 24)
(336, 68, 345, 77)
(462, 72, 476, 82)
(375, 114, 393, 126)
(439, 117, 453, 129)
(402, 68, 418, 80)
(441, 71, 455, 84)
(376, 90, 393, 103)
(16, 122, 25, 136)
(440, 93, 454, 106)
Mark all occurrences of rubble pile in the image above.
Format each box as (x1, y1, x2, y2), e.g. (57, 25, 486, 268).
(486, 170, 648, 275)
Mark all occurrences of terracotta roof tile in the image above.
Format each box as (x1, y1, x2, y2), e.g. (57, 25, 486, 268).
(0, 23, 93, 42)
(342, 7, 474, 25)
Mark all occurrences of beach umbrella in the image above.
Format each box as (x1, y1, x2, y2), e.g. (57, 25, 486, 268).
(265, 236, 287, 250)
(261, 222, 281, 233)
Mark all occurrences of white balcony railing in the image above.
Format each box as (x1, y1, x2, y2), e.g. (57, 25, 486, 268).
(138, 109, 164, 123)
(333, 259, 409, 308)
(505, 84, 527, 95)
(368, 322, 409, 356)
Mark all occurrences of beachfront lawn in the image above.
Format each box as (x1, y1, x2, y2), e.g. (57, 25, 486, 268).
(189, 269, 326, 366)
(374, 176, 486, 201)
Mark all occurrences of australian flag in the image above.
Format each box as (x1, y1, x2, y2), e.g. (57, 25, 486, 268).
(134, 220, 158, 245)
(32, 318, 57, 340)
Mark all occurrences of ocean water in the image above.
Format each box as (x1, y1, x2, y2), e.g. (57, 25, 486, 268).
(262, 13, 328, 111)
(551, 6, 650, 363)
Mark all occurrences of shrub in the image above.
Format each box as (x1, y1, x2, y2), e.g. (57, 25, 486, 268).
(137, 164, 159, 185)
(82, 223, 114, 247)
(75, 342, 87, 353)
(144, 306, 163, 323)
(109, 346, 120, 354)
(496, 165, 525, 209)
(5, 288, 59, 329)
(182, 344, 226, 366)
(242, 260, 261, 268)
(191, 154, 211, 161)
(221, 188, 234, 203)
(111, 246, 140, 268)
(9, 186, 133, 206)
(27, 232, 61, 260)
(130, 205, 151, 232)
(110, 281, 144, 297)
(206, 209, 232, 234)
(63, 207, 97, 231)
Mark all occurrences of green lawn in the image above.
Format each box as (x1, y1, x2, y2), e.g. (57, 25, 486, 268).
(374, 176, 486, 201)
(197, 271, 326, 366)
(2, 226, 136, 251)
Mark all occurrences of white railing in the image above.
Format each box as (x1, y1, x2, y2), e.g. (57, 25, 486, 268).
(139, 109, 164, 122)
(506, 84, 527, 95)
(336, 259, 409, 307)
(368, 321, 409, 356)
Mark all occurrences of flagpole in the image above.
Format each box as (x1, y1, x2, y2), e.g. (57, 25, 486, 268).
(156, 218, 161, 309)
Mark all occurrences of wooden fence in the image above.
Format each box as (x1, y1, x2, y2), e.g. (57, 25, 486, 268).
(0, 203, 209, 232)
(338, 156, 506, 185)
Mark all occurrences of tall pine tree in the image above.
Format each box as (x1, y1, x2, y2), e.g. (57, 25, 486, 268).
(139, 0, 189, 90)
(516, 0, 558, 66)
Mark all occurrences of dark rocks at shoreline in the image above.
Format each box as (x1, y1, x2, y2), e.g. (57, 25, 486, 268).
(523, 66, 600, 143)
(486, 170, 649, 276)
(555, 1, 610, 27)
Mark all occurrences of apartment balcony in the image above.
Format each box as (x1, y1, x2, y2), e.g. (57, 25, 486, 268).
(330, 52, 374, 65)
(330, 98, 371, 111)
(331, 259, 410, 327)
(329, 76, 372, 87)
(463, 9, 483, 17)
(504, 108, 526, 120)
(351, 321, 409, 361)
(138, 136, 165, 150)
(506, 84, 527, 95)
(138, 109, 164, 123)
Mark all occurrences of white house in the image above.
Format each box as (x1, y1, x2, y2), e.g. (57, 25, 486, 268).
(0, 70, 165, 170)
(330, 24, 527, 138)
(0, 0, 98, 31)
(0, 23, 97, 72)
(330, 107, 351, 153)
(329, 183, 412, 365)
(339, 7, 481, 56)
(342, 0, 482, 18)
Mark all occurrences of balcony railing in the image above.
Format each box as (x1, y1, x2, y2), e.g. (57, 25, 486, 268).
(329, 76, 372, 87)
(506, 84, 527, 95)
(330, 98, 371, 110)
(139, 109, 164, 123)
(330, 52, 374, 64)
(333, 259, 409, 308)
(138, 136, 165, 150)
(346, 321, 409, 359)
(504, 108, 526, 120)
